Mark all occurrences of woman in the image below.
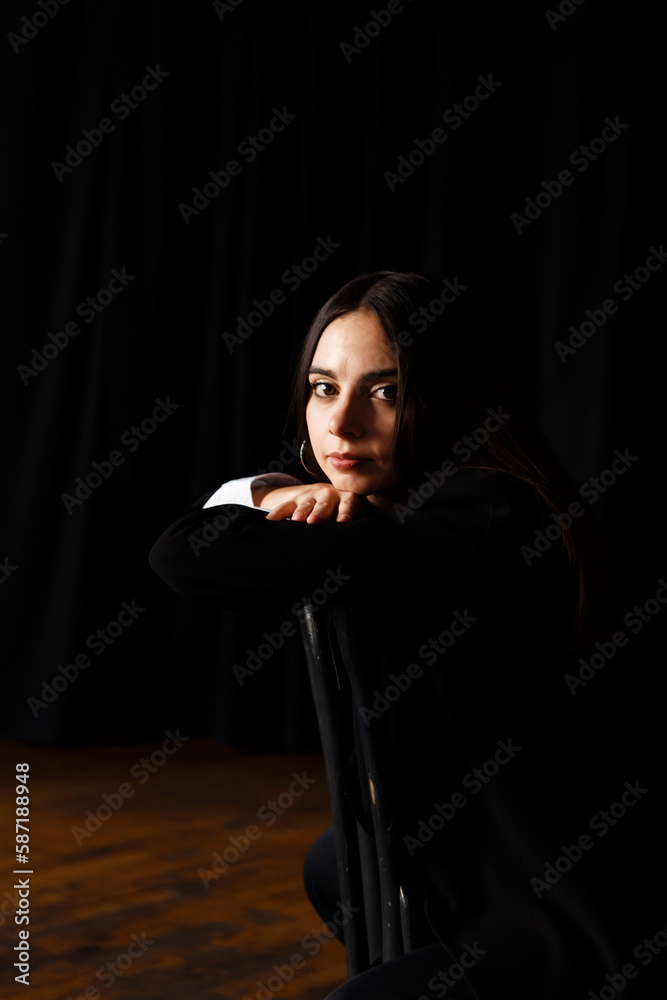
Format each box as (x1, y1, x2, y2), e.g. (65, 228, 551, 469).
(150, 272, 663, 998)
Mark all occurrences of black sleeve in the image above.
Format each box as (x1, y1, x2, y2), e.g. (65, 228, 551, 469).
(148, 471, 529, 610)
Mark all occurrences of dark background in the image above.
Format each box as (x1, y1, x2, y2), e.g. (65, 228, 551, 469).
(1, 0, 663, 747)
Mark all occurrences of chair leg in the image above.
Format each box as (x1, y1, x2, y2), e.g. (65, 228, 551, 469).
(357, 822, 382, 965)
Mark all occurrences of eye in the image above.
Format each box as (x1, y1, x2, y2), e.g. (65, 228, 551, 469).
(372, 384, 398, 401)
(310, 380, 337, 397)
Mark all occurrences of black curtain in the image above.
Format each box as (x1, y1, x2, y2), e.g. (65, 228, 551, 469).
(2, 1, 663, 746)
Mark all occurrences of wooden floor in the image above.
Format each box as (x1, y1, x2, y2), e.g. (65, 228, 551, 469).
(0, 739, 348, 1000)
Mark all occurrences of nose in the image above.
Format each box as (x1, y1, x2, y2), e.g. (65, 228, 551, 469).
(328, 390, 364, 439)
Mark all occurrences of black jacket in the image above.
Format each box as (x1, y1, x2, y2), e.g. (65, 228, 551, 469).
(150, 468, 666, 999)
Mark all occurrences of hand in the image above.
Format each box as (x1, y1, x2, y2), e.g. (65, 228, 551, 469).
(263, 484, 367, 523)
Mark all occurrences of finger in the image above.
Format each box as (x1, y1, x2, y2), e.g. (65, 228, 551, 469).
(336, 495, 363, 521)
(265, 500, 298, 521)
(289, 499, 317, 522)
(305, 499, 337, 523)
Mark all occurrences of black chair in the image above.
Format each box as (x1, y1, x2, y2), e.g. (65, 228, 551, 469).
(299, 601, 429, 977)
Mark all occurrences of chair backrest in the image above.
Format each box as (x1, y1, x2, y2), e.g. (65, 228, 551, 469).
(299, 601, 427, 976)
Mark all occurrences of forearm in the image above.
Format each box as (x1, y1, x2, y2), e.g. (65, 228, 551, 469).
(255, 484, 307, 509)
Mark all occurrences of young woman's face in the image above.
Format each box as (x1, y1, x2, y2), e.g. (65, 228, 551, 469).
(305, 310, 401, 496)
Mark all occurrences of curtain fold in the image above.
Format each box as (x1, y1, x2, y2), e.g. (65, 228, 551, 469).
(1, 1, 660, 745)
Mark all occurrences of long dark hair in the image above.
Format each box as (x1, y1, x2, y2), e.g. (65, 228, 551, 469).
(289, 271, 588, 636)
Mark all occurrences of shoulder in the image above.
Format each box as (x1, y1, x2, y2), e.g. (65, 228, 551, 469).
(394, 467, 544, 547)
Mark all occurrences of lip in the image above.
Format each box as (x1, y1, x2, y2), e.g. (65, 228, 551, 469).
(328, 453, 370, 470)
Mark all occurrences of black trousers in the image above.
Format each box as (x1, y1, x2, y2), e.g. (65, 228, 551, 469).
(303, 826, 477, 1000)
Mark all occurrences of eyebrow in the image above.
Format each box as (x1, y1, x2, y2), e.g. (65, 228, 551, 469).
(308, 366, 398, 382)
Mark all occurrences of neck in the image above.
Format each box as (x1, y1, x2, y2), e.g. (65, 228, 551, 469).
(366, 483, 410, 512)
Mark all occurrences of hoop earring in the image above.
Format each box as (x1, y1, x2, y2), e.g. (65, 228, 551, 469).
(300, 440, 318, 477)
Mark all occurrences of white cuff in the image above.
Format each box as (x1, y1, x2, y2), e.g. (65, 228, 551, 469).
(202, 474, 303, 511)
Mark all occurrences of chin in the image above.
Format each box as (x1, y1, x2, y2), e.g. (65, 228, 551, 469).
(329, 474, 371, 494)
(329, 470, 391, 496)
